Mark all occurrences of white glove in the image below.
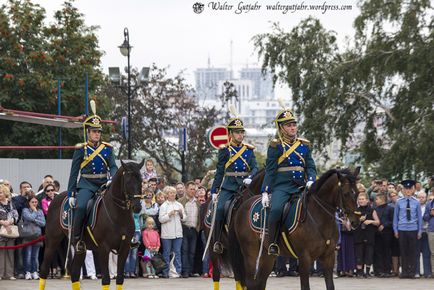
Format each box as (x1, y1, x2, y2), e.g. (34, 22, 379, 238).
(243, 178, 252, 185)
(69, 197, 77, 208)
(261, 192, 270, 208)
(106, 178, 112, 187)
(212, 194, 218, 202)
(306, 181, 314, 189)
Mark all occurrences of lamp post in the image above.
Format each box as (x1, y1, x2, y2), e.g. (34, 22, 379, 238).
(119, 28, 133, 159)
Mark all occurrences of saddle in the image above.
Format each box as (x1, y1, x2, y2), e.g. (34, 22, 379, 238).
(60, 194, 103, 231)
(204, 195, 243, 229)
(249, 194, 303, 235)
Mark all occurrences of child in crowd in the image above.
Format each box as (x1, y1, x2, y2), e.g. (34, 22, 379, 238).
(142, 159, 158, 182)
(141, 217, 160, 278)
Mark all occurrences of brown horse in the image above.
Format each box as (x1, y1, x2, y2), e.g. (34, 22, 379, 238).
(202, 170, 265, 290)
(227, 167, 361, 290)
(39, 160, 143, 290)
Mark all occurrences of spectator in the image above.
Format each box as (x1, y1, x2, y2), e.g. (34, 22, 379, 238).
(393, 180, 422, 279)
(367, 180, 382, 202)
(0, 184, 19, 280)
(125, 197, 144, 278)
(193, 178, 202, 187)
(142, 159, 158, 182)
(148, 178, 159, 195)
(388, 190, 401, 276)
(199, 170, 216, 189)
(53, 180, 61, 193)
(158, 186, 186, 278)
(373, 193, 394, 277)
(179, 181, 200, 278)
(354, 192, 380, 278)
(142, 217, 160, 278)
(423, 189, 434, 278)
(22, 196, 45, 280)
(197, 189, 207, 204)
(140, 189, 159, 223)
(41, 185, 56, 216)
(415, 182, 424, 195)
(35, 175, 54, 203)
(416, 191, 431, 278)
(175, 182, 185, 200)
(337, 218, 356, 277)
(155, 192, 166, 207)
(0, 180, 14, 197)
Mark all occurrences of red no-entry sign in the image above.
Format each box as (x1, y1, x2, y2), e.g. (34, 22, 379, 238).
(208, 126, 229, 149)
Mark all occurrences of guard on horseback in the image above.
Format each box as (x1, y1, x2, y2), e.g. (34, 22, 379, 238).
(210, 106, 258, 254)
(261, 99, 317, 256)
(67, 101, 118, 253)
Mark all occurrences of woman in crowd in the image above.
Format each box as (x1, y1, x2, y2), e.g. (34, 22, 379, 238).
(354, 192, 380, 278)
(22, 196, 45, 280)
(158, 186, 186, 278)
(0, 184, 19, 280)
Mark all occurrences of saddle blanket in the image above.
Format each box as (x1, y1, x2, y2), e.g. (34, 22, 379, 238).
(60, 195, 103, 230)
(249, 195, 302, 234)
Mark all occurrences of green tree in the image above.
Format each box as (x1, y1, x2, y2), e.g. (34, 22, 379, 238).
(104, 65, 221, 182)
(0, 0, 108, 158)
(253, 1, 434, 180)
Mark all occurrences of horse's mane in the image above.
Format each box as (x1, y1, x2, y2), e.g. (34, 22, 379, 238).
(309, 167, 356, 195)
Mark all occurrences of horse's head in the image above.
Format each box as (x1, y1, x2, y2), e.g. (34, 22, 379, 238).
(119, 159, 145, 213)
(336, 167, 361, 228)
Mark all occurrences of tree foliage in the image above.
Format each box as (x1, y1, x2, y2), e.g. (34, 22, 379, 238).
(0, 0, 108, 158)
(253, 1, 434, 180)
(104, 65, 220, 182)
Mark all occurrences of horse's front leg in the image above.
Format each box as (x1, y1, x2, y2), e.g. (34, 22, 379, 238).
(98, 250, 110, 290)
(115, 240, 131, 290)
(70, 251, 86, 290)
(320, 250, 336, 290)
(298, 253, 312, 290)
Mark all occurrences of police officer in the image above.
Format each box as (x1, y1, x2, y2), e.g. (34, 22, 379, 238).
(393, 179, 422, 278)
(210, 114, 258, 254)
(261, 105, 317, 256)
(67, 107, 118, 253)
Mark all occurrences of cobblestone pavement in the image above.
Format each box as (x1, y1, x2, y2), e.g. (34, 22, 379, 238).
(0, 276, 431, 290)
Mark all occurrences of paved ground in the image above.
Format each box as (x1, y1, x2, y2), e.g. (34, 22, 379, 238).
(0, 276, 432, 290)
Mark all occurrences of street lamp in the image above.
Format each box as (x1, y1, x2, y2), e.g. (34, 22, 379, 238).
(119, 27, 132, 159)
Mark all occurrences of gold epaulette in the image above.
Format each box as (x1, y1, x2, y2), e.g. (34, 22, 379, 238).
(243, 143, 255, 150)
(218, 143, 227, 149)
(75, 142, 86, 149)
(102, 141, 112, 147)
(297, 137, 311, 146)
(269, 138, 280, 148)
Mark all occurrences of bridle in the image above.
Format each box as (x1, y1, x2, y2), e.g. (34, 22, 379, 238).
(110, 168, 143, 210)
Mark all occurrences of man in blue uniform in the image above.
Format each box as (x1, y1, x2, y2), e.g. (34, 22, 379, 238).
(210, 116, 258, 254)
(67, 112, 118, 253)
(393, 179, 422, 278)
(261, 107, 317, 256)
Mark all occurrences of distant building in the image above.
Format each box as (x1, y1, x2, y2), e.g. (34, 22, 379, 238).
(239, 67, 274, 100)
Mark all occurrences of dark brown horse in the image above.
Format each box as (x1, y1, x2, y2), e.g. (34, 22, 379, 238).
(39, 160, 143, 290)
(227, 167, 361, 290)
(202, 170, 265, 290)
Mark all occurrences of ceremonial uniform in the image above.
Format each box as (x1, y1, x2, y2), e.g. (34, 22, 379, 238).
(393, 180, 422, 278)
(210, 114, 258, 254)
(261, 104, 317, 255)
(67, 113, 118, 253)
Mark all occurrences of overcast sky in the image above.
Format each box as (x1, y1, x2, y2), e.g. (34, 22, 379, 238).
(4, 0, 360, 86)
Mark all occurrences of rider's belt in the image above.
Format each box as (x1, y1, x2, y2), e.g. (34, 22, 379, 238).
(224, 172, 249, 177)
(81, 173, 108, 179)
(277, 166, 304, 172)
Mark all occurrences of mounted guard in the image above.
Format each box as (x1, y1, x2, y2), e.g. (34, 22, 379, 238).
(67, 100, 118, 253)
(261, 98, 317, 256)
(209, 105, 258, 254)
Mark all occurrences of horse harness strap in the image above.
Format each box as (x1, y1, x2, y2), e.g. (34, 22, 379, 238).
(225, 145, 248, 170)
(80, 143, 106, 169)
(278, 140, 301, 165)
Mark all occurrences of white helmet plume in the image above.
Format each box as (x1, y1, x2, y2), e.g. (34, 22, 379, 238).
(90, 100, 96, 115)
(277, 97, 287, 110)
(229, 104, 239, 118)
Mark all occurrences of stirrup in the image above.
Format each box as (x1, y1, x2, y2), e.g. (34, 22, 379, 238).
(130, 238, 140, 249)
(213, 241, 224, 254)
(268, 243, 280, 256)
(75, 240, 86, 254)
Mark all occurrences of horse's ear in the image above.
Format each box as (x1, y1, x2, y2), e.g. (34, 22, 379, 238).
(138, 159, 145, 169)
(354, 166, 361, 177)
(120, 159, 126, 168)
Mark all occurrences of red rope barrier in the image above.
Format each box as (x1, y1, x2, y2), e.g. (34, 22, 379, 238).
(0, 235, 45, 249)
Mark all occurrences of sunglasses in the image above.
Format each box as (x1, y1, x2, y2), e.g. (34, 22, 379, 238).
(46, 189, 55, 192)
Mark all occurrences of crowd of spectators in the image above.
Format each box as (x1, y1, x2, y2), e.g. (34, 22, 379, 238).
(1, 161, 433, 282)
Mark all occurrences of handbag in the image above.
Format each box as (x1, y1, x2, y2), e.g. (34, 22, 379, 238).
(150, 253, 167, 274)
(0, 224, 19, 238)
(18, 219, 40, 240)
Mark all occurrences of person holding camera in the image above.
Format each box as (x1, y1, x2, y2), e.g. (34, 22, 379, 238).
(423, 189, 434, 277)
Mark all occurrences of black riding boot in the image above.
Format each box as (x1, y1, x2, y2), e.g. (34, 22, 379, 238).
(212, 220, 224, 254)
(72, 215, 86, 254)
(268, 221, 280, 256)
